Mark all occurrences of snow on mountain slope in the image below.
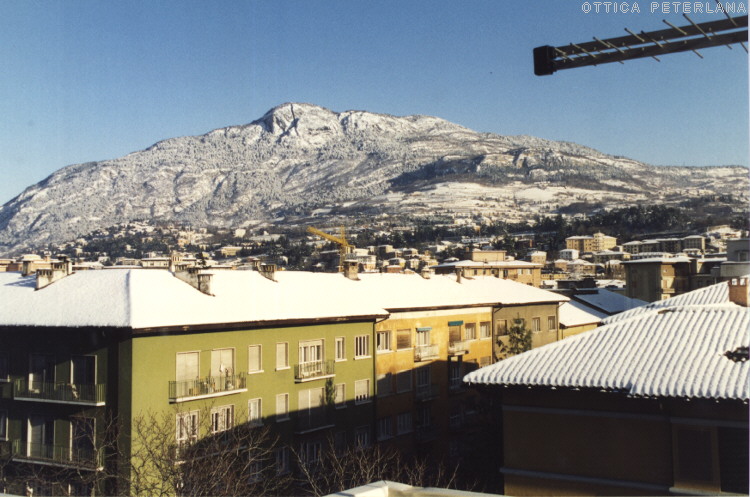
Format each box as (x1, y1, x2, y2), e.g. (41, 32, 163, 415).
(0, 102, 747, 254)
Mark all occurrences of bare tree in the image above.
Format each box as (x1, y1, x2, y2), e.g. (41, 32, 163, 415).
(292, 436, 461, 497)
(126, 406, 292, 497)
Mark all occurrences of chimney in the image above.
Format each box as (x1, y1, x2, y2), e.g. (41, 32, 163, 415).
(174, 267, 214, 296)
(35, 258, 73, 290)
(728, 278, 749, 307)
(259, 263, 277, 282)
(343, 260, 359, 281)
(420, 268, 431, 279)
(455, 268, 462, 283)
(22, 260, 33, 276)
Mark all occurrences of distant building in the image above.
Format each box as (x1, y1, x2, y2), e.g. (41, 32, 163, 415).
(432, 260, 542, 287)
(565, 232, 617, 253)
(623, 256, 691, 302)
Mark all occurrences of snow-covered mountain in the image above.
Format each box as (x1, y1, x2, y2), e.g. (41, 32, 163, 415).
(0, 102, 746, 254)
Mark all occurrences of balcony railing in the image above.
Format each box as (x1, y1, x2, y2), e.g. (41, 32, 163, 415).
(294, 409, 334, 434)
(169, 373, 247, 402)
(415, 383, 439, 401)
(448, 340, 470, 355)
(11, 440, 102, 469)
(294, 360, 335, 382)
(414, 344, 439, 362)
(14, 379, 106, 406)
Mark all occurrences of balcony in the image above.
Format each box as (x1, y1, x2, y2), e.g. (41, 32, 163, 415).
(414, 344, 439, 362)
(415, 383, 439, 402)
(448, 340, 470, 355)
(14, 379, 106, 406)
(11, 440, 102, 469)
(294, 360, 335, 382)
(294, 409, 335, 434)
(169, 373, 247, 403)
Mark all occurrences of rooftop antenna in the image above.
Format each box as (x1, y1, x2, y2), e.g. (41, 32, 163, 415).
(534, 15, 747, 75)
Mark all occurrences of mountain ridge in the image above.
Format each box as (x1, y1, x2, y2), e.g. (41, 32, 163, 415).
(0, 102, 747, 255)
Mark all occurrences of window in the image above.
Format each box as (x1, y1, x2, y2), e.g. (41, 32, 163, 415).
(28, 415, 54, 458)
(417, 406, 431, 427)
(176, 411, 198, 447)
(465, 323, 476, 340)
(547, 316, 556, 331)
(416, 329, 430, 346)
(377, 373, 392, 397)
(299, 339, 323, 365)
(275, 446, 290, 475)
(0, 353, 8, 381)
(211, 348, 234, 377)
(29, 354, 55, 389)
(276, 343, 289, 370)
(396, 412, 412, 435)
(496, 320, 508, 336)
(480, 322, 491, 339)
(71, 355, 95, 385)
(0, 410, 6, 440)
(275, 393, 289, 421)
(247, 460, 262, 483)
(449, 362, 462, 390)
(355, 425, 371, 448)
(354, 379, 371, 404)
(396, 329, 412, 349)
(396, 370, 412, 393)
(416, 366, 431, 388)
(210, 405, 234, 433)
(376, 331, 391, 352)
(532, 317, 541, 333)
(71, 416, 95, 459)
(354, 335, 370, 358)
(248, 345, 262, 373)
(334, 431, 347, 455)
(301, 441, 323, 465)
(335, 337, 346, 361)
(479, 356, 491, 367)
(248, 398, 262, 426)
(377, 417, 393, 441)
(176, 351, 199, 381)
(448, 325, 461, 343)
(334, 383, 346, 408)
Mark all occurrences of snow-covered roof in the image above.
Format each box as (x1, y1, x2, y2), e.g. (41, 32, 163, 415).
(558, 300, 607, 328)
(572, 289, 647, 315)
(432, 260, 541, 268)
(465, 305, 749, 401)
(0, 269, 566, 330)
(622, 256, 691, 264)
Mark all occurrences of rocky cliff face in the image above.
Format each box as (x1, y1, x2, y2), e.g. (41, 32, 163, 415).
(0, 102, 746, 254)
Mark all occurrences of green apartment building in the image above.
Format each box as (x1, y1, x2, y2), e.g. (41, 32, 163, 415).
(0, 267, 386, 495)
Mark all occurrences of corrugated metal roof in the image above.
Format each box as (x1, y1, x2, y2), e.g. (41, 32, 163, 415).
(465, 305, 749, 401)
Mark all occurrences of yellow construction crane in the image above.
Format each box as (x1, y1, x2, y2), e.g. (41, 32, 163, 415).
(306, 226, 353, 272)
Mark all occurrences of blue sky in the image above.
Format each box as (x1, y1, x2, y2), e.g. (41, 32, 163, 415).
(0, 1, 747, 204)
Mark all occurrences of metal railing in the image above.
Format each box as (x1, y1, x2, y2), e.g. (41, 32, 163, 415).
(414, 344, 439, 362)
(169, 373, 247, 401)
(11, 440, 102, 468)
(14, 379, 106, 405)
(448, 340, 470, 355)
(415, 383, 439, 401)
(294, 360, 335, 381)
(294, 409, 334, 434)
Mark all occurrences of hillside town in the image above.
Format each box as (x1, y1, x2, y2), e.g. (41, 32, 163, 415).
(0, 219, 747, 496)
